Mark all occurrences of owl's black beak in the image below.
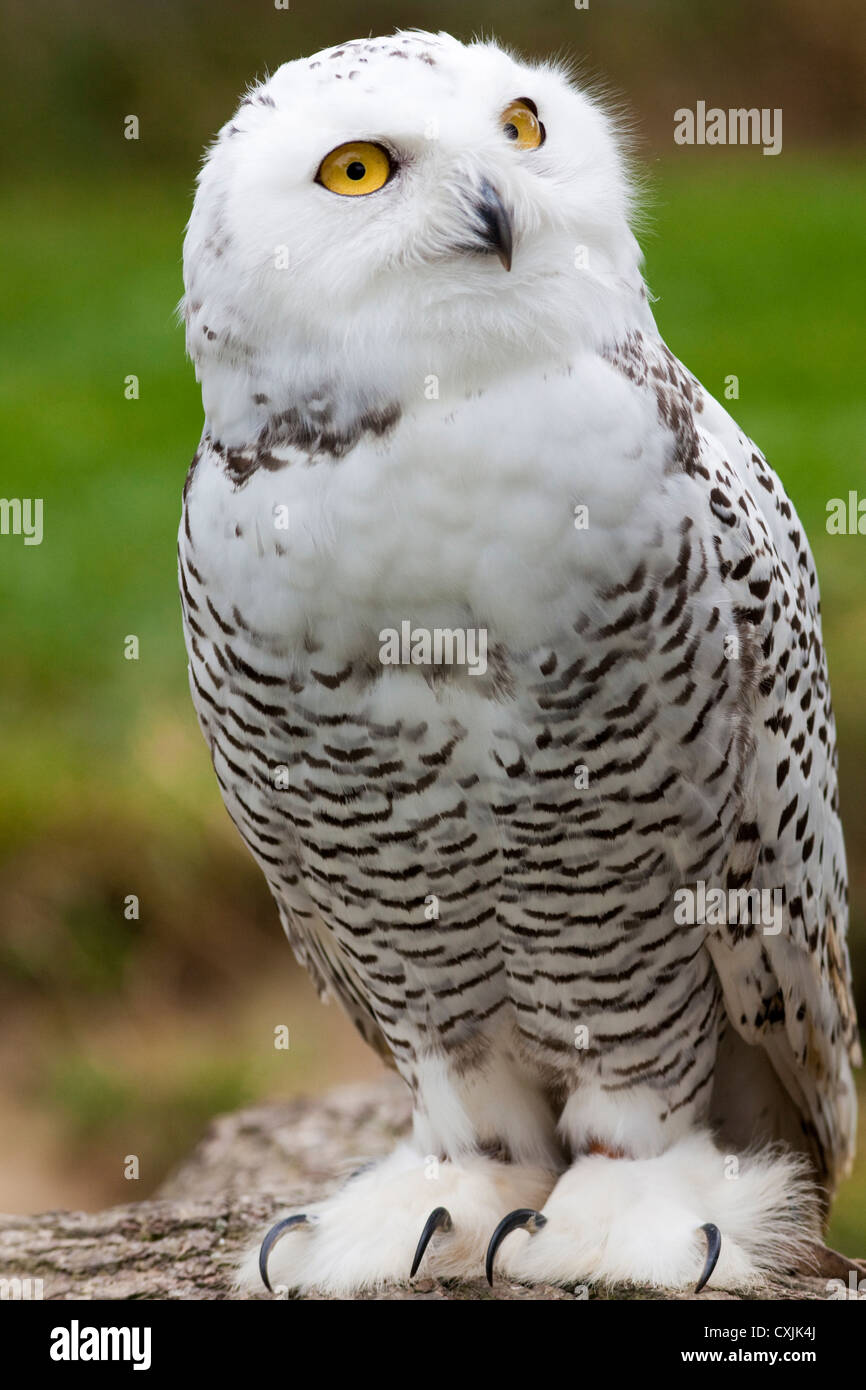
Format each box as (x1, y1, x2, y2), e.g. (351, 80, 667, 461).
(468, 180, 513, 271)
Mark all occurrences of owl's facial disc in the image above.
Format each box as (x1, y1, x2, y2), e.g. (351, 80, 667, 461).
(310, 95, 540, 274)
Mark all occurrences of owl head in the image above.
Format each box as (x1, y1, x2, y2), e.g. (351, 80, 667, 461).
(183, 31, 646, 447)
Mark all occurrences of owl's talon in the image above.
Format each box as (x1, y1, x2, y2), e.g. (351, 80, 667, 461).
(694, 1222, 722, 1293)
(485, 1208, 547, 1285)
(259, 1214, 315, 1292)
(410, 1205, 453, 1278)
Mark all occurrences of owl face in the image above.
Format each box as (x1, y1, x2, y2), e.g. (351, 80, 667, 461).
(184, 31, 643, 444)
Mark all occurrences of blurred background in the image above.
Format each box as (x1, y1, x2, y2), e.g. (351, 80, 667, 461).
(0, 0, 864, 1252)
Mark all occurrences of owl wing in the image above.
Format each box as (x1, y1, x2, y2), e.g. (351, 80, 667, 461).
(606, 331, 858, 1185)
(179, 445, 393, 1065)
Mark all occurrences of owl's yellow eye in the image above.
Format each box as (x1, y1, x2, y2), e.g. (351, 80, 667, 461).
(500, 99, 545, 150)
(316, 142, 392, 196)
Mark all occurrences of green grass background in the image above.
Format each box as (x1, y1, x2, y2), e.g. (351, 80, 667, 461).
(1, 153, 864, 1245)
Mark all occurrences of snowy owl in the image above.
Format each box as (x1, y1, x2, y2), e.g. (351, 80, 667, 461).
(178, 30, 859, 1296)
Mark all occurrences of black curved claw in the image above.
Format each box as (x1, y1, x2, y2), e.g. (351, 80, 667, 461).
(485, 1208, 547, 1286)
(695, 1222, 722, 1294)
(258, 1214, 314, 1292)
(410, 1206, 453, 1279)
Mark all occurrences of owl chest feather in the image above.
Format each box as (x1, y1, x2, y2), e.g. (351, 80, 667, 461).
(184, 353, 673, 648)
